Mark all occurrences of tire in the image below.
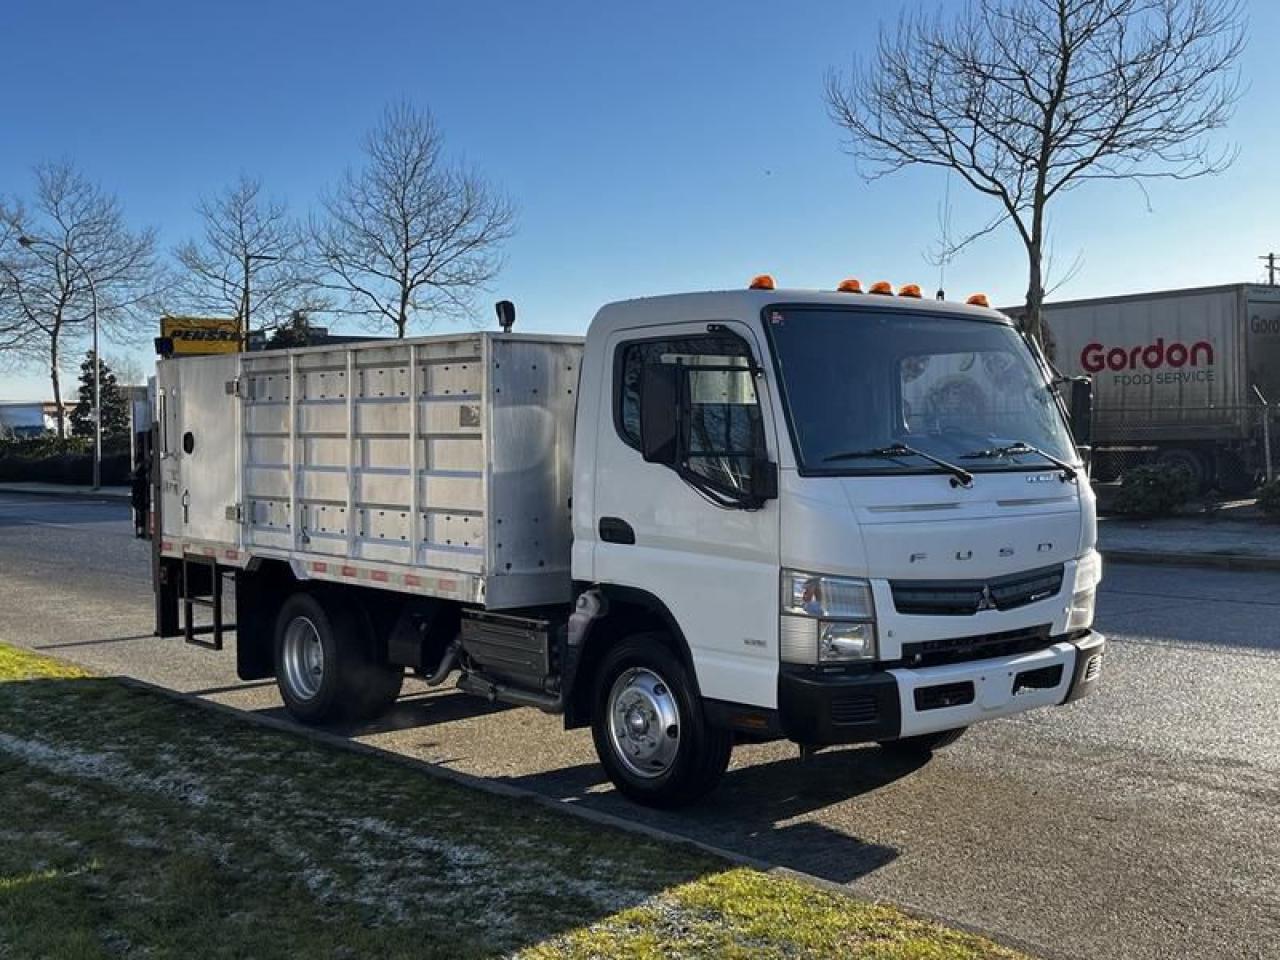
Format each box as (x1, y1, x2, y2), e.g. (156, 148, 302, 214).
(1215, 452, 1257, 497)
(273, 591, 403, 725)
(590, 634, 732, 808)
(1155, 447, 1212, 494)
(877, 726, 967, 759)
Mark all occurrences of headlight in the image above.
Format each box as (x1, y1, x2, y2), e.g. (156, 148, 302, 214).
(781, 570, 874, 619)
(1066, 552, 1102, 631)
(780, 569, 877, 663)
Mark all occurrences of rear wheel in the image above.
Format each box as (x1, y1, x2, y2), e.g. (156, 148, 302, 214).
(878, 726, 967, 759)
(274, 591, 403, 725)
(1155, 447, 1212, 494)
(591, 635, 732, 808)
(1215, 451, 1257, 497)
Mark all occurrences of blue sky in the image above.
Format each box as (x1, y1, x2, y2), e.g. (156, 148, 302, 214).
(2, 0, 1277, 401)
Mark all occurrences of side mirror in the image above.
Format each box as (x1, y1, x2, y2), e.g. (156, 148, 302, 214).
(751, 458, 779, 502)
(640, 363, 681, 464)
(1066, 377, 1093, 447)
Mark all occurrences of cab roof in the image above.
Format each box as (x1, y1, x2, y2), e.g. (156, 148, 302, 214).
(589, 287, 1011, 338)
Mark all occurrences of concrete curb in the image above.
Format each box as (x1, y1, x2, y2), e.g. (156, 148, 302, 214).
(108, 673, 1056, 960)
(0, 483, 131, 502)
(1102, 548, 1280, 573)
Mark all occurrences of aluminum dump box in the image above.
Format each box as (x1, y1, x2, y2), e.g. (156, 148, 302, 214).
(156, 332, 583, 609)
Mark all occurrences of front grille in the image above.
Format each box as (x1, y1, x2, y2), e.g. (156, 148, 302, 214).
(891, 564, 1064, 617)
(829, 693, 879, 725)
(899, 624, 1055, 668)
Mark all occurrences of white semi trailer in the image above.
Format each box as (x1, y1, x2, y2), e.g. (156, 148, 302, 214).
(147, 281, 1105, 807)
(1012, 283, 1280, 492)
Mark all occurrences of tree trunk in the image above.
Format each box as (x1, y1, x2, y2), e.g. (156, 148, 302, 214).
(397, 288, 409, 339)
(49, 338, 64, 440)
(1022, 241, 1045, 348)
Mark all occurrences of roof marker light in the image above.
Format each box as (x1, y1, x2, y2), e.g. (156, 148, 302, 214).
(749, 274, 776, 290)
(966, 293, 990, 307)
(898, 283, 923, 299)
(868, 281, 894, 295)
(837, 278, 863, 293)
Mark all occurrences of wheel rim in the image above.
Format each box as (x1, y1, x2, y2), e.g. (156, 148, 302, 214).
(281, 616, 325, 701)
(607, 667, 681, 779)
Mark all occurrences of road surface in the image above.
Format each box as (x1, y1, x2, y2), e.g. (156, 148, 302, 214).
(1, 492, 1276, 960)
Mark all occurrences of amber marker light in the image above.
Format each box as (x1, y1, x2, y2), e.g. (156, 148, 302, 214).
(749, 274, 776, 290)
(898, 283, 923, 298)
(966, 293, 990, 307)
(868, 281, 894, 295)
(836, 278, 863, 293)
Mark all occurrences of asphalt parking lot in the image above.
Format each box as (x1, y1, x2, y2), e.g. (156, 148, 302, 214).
(1, 492, 1277, 960)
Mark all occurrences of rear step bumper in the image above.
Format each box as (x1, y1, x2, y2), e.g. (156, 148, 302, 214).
(778, 630, 1105, 745)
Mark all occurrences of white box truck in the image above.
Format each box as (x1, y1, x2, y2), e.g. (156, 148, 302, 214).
(1013, 284, 1280, 492)
(146, 281, 1105, 807)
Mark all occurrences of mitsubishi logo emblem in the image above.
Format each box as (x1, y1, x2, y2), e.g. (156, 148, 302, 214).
(976, 585, 996, 611)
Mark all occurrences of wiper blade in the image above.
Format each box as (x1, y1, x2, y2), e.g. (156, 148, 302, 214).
(961, 442, 1078, 481)
(823, 443, 973, 487)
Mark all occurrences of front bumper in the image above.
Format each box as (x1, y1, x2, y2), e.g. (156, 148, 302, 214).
(778, 630, 1106, 745)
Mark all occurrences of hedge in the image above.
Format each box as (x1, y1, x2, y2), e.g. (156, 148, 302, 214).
(0, 436, 132, 485)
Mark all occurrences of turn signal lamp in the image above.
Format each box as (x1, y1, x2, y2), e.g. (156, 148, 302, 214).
(749, 274, 776, 290)
(966, 293, 990, 307)
(836, 278, 863, 293)
(898, 283, 923, 299)
(868, 281, 894, 295)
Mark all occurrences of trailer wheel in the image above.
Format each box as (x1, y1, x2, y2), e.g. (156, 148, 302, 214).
(877, 726, 967, 759)
(1215, 452, 1257, 497)
(273, 592, 403, 725)
(1155, 447, 1212, 494)
(590, 635, 732, 808)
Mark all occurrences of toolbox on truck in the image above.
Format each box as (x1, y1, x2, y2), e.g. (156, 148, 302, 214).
(155, 332, 584, 609)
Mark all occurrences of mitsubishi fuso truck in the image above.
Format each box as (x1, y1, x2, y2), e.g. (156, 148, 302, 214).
(145, 278, 1106, 807)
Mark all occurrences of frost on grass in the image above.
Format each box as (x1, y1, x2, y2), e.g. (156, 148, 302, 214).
(0, 712, 672, 952)
(0, 732, 210, 808)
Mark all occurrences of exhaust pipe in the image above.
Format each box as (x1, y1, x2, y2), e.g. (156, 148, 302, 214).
(422, 639, 460, 687)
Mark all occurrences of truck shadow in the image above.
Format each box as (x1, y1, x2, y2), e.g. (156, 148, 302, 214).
(504, 746, 921, 885)
(252, 689, 517, 735)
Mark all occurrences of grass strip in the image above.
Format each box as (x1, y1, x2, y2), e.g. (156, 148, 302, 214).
(0, 642, 1031, 959)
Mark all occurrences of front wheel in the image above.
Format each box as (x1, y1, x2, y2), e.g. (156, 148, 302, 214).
(591, 635, 732, 808)
(877, 726, 967, 759)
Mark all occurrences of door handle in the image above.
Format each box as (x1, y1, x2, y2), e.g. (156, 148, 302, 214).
(598, 516, 635, 545)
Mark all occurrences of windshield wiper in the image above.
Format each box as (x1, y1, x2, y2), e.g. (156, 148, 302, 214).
(823, 443, 973, 488)
(961, 441, 1078, 481)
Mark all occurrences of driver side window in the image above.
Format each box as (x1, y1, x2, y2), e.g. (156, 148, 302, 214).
(615, 333, 765, 493)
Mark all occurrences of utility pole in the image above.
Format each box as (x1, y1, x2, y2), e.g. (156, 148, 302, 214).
(239, 252, 281, 350)
(1262, 252, 1279, 287)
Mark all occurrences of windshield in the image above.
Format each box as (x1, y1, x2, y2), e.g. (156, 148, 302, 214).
(763, 306, 1077, 474)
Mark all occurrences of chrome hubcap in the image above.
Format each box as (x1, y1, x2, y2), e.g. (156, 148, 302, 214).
(608, 667, 681, 779)
(282, 616, 324, 701)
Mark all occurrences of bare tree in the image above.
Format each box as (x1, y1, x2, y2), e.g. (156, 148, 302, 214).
(313, 102, 516, 338)
(172, 175, 321, 336)
(826, 0, 1245, 343)
(0, 161, 157, 436)
(105, 351, 145, 387)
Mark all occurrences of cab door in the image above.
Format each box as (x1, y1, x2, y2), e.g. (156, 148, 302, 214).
(592, 320, 782, 709)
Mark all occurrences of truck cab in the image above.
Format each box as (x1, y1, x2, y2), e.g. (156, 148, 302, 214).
(567, 284, 1104, 804)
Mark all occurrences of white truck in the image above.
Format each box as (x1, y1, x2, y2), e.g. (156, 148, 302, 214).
(146, 281, 1105, 807)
